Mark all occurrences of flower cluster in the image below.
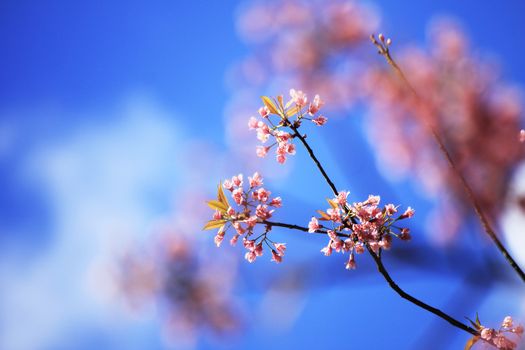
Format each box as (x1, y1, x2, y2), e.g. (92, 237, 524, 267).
(205, 172, 286, 263)
(308, 192, 414, 270)
(467, 315, 523, 349)
(248, 89, 327, 164)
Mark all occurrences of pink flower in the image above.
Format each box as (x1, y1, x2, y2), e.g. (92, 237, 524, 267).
(308, 217, 320, 232)
(230, 234, 240, 246)
(269, 197, 282, 207)
(513, 325, 524, 335)
(400, 207, 415, 219)
(256, 124, 271, 143)
(503, 316, 514, 328)
(248, 116, 259, 129)
(258, 106, 270, 118)
(245, 215, 258, 228)
(336, 191, 349, 206)
(289, 88, 308, 107)
(345, 254, 356, 270)
(275, 130, 291, 142)
(245, 251, 257, 263)
(276, 153, 287, 164)
(308, 94, 324, 115)
(255, 204, 273, 219)
(249, 172, 263, 188)
(285, 143, 296, 155)
(481, 328, 494, 341)
(232, 174, 243, 187)
(520, 129, 525, 143)
(254, 243, 264, 256)
(232, 188, 244, 205)
(385, 204, 397, 215)
(255, 188, 271, 202)
(213, 210, 222, 220)
(400, 228, 411, 241)
(214, 234, 225, 247)
(227, 206, 235, 217)
(312, 115, 328, 126)
(223, 179, 233, 191)
(271, 250, 283, 263)
(327, 207, 342, 222)
(243, 238, 255, 250)
(274, 242, 286, 256)
(256, 146, 269, 157)
(365, 195, 381, 206)
(321, 243, 333, 256)
(355, 243, 365, 254)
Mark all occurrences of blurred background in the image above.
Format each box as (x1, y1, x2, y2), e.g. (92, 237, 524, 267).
(0, 0, 524, 349)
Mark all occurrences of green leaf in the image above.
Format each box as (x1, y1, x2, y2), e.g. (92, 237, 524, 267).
(203, 220, 226, 230)
(464, 336, 479, 350)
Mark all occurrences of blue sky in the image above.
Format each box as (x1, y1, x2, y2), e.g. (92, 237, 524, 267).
(0, 1, 524, 349)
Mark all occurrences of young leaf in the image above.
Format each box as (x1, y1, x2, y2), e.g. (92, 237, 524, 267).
(277, 95, 284, 109)
(207, 200, 228, 213)
(286, 105, 300, 118)
(317, 210, 331, 221)
(217, 182, 230, 208)
(327, 198, 338, 209)
(261, 96, 279, 115)
(464, 336, 479, 350)
(203, 220, 226, 230)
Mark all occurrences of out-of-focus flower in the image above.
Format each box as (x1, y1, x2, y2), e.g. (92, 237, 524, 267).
(363, 19, 525, 242)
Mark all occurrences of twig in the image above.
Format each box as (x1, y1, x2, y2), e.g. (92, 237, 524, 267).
(370, 34, 525, 282)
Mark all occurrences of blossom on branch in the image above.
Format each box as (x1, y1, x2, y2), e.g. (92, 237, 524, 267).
(310, 193, 414, 270)
(204, 172, 285, 263)
(248, 90, 328, 164)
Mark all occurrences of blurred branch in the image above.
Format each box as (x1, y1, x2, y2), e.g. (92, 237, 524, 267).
(370, 33, 525, 283)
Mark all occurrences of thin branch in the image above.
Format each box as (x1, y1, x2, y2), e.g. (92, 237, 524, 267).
(263, 219, 478, 335)
(366, 245, 478, 335)
(289, 125, 339, 197)
(370, 34, 525, 283)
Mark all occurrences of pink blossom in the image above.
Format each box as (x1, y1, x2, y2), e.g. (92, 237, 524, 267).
(336, 191, 349, 206)
(230, 234, 240, 246)
(243, 238, 255, 250)
(213, 210, 222, 220)
(400, 207, 415, 219)
(256, 124, 271, 143)
(513, 325, 524, 335)
(255, 204, 273, 219)
(503, 316, 514, 328)
(249, 172, 263, 188)
(245, 251, 257, 263)
(520, 129, 525, 143)
(269, 197, 282, 207)
(232, 174, 243, 187)
(327, 207, 342, 222)
(481, 328, 494, 341)
(223, 179, 233, 191)
(355, 243, 365, 254)
(256, 145, 269, 158)
(214, 234, 224, 247)
(227, 207, 235, 217)
(289, 88, 308, 107)
(321, 243, 333, 256)
(255, 188, 271, 202)
(271, 250, 283, 263)
(308, 94, 324, 115)
(276, 153, 287, 164)
(232, 188, 244, 205)
(245, 215, 258, 228)
(285, 143, 296, 155)
(274, 242, 286, 256)
(258, 106, 270, 118)
(365, 195, 381, 206)
(275, 130, 291, 142)
(254, 243, 264, 256)
(248, 116, 259, 129)
(312, 115, 328, 126)
(385, 204, 397, 215)
(345, 254, 356, 270)
(400, 228, 411, 241)
(308, 217, 320, 233)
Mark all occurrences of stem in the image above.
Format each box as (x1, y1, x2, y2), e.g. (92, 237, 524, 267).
(370, 36, 525, 282)
(366, 245, 478, 335)
(289, 126, 339, 197)
(262, 220, 349, 238)
(263, 219, 478, 335)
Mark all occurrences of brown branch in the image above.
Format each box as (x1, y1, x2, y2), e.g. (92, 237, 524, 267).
(370, 34, 525, 283)
(263, 219, 478, 335)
